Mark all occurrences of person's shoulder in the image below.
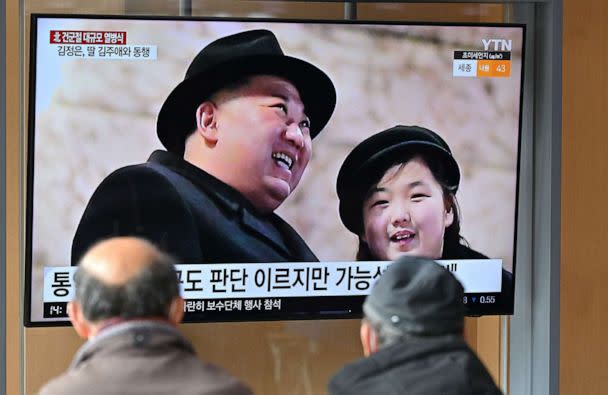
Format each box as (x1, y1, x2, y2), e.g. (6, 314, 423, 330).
(327, 355, 378, 395)
(187, 360, 253, 395)
(459, 347, 504, 394)
(71, 158, 197, 265)
(431, 338, 501, 394)
(90, 159, 186, 200)
(36, 371, 91, 395)
(412, 341, 501, 394)
(99, 160, 172, 183)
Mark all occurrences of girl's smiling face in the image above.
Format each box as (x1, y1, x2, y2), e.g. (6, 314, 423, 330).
(361, 156, 454, 260)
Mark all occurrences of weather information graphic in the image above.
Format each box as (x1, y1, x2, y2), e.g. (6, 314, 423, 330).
(453, 38, 513, 78)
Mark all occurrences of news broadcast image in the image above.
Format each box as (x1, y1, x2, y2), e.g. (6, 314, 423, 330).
(28, 16, 523, 324)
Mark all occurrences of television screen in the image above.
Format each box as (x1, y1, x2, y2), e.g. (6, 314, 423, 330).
(26, 14, 524, 325)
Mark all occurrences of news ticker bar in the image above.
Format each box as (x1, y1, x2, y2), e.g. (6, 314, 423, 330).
(43, 259, 502, 303)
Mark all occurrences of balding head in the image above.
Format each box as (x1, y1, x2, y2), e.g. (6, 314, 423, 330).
(80, 237, 164, 286)
(71, 237, 182, 332)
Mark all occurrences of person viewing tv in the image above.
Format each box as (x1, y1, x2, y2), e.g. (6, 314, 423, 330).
(327, 255, 502, 395)
(336, 125, 512, 305)
(71, 29, 336, 266)
(39, 236, 252, 395)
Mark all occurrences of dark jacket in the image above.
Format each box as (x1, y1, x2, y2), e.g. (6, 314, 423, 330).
(71, 150, 318, 265)
(442, 242, 487, 261)
(38, 321, 252, 395)
(328, 334, 502, 395)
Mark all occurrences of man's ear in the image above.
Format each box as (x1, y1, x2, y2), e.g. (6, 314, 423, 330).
(67, 301, 92, 340)
(167, 296, 185, 326)
(360, 320, 378, 357)
(195, 101, 219, 145)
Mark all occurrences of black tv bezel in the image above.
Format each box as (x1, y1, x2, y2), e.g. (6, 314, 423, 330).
(25, 13, 525, 327)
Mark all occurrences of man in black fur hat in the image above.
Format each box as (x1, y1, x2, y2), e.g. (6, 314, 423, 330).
(328, 256, 502, 395)
(71, 29, 336, 266)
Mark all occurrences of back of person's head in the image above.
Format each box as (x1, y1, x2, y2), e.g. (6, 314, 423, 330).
(363, 255, 465, 350)
(74, 237, 179, 323)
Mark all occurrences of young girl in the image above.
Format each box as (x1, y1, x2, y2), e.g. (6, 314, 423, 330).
(337, 125, 512, 312)
(336, 125, 485, 261)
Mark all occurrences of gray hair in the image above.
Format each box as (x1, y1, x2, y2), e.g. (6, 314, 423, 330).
(74, 250, 179, 322)
(363, 302, 426, 349)
(363, 312, 410, 349)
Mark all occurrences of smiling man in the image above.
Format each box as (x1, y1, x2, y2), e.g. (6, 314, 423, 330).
(71, 29, 336, 265)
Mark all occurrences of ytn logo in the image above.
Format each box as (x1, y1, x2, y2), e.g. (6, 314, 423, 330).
(482, 39, 512, 51)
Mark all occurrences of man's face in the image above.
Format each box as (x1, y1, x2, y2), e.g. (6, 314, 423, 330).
(361, 157, 454, 260)
(203, 75, 312, 214)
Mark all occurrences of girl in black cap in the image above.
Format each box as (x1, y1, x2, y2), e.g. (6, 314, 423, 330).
(336, 125, 485, 261)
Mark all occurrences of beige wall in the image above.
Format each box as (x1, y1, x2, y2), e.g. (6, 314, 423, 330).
(561, 0, 608, 393)
(6, 0, 22, 394)
(5, 2, 506, 395)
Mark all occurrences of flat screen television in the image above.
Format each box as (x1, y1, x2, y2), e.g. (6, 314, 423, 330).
(26, 14, 524, 326)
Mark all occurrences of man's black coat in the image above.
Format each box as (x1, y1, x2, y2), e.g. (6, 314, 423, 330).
(328, 334, 502, 395)
(71, 150, 318, 265)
